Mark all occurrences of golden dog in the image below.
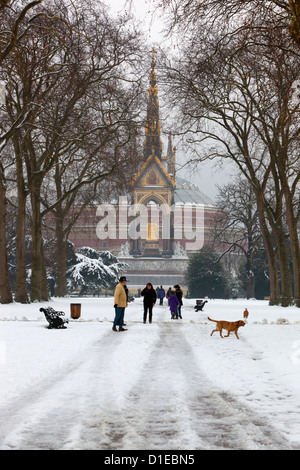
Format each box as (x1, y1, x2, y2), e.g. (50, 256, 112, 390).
(243, 308, 249, 319)
(208, 317, 245, 339)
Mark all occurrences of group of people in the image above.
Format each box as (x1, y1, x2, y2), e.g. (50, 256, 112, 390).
(112, 277, 184, 331)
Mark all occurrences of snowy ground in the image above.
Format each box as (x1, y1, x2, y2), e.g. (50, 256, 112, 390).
(0, 296, 300, 450)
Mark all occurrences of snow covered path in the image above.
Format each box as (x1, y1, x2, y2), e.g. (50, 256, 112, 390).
(0, 313, 297, 450)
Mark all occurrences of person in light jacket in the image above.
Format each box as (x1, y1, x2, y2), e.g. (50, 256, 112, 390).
(113, 276, 128, 332)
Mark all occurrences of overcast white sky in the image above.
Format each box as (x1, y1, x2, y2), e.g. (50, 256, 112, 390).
(105, 0, 234, 201)
(108, 0, 165, 42)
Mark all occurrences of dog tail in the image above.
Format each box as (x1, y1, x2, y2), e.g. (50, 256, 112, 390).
(208, 317, 217, 322)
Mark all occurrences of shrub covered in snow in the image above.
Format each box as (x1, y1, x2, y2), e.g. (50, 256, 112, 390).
(67, 246, 128, 295)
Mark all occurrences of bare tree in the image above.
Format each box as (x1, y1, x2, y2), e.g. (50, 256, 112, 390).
(0, 159, 13, 303)
(154, 0, 300, 49)
(42, 122, 142, 297)
(0, 0, 43, 65)
(1, 0, 146, 302)
(214, 178, 262, 299)
(158, 5, 299, 306)
(0, 0, 43, 303)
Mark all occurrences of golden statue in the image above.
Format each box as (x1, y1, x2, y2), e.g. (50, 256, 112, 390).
(147, 222, 159, 241)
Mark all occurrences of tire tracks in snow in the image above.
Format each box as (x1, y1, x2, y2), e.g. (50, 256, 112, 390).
(80, 324, 292, 450)
(0, 325, 159, 450)
(0, 324, 293, 450)
(0, 331, 115, 450)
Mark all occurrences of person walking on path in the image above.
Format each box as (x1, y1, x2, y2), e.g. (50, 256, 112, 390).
(169, 291, 179, 319)
(166, 287, 172, 299)
(157, 286, 165, 305)
(141, 283, 157, 323)
(174, 284, 183, 319)
(113, 276, 128, 331)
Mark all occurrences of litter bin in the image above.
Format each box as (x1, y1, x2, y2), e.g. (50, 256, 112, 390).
(70, 303, 81, 319)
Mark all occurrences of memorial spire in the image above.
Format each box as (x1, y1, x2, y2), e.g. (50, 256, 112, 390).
(144, 47, 163, 160)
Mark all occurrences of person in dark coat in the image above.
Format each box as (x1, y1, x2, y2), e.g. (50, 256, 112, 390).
(157, 286, 165, 305)
(141, 282, 157, 323)
(174, 284, 183, 319)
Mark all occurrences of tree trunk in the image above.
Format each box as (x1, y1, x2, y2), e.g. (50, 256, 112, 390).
(255, 190, 280, 305)
(30, 184, 49, 302)
(40, 238, 50, 301)
(55, 218, 68, 297)
(268, 155, 294, 306)
(15, 152, 29, 303)
(0, 170, 13, 304)
(246, 228, 255, 299)
(284, 188, 300, 308)
(53, 166, 68, 297)
(275, 226, 293, 307)
(246, 273, 255, 299)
